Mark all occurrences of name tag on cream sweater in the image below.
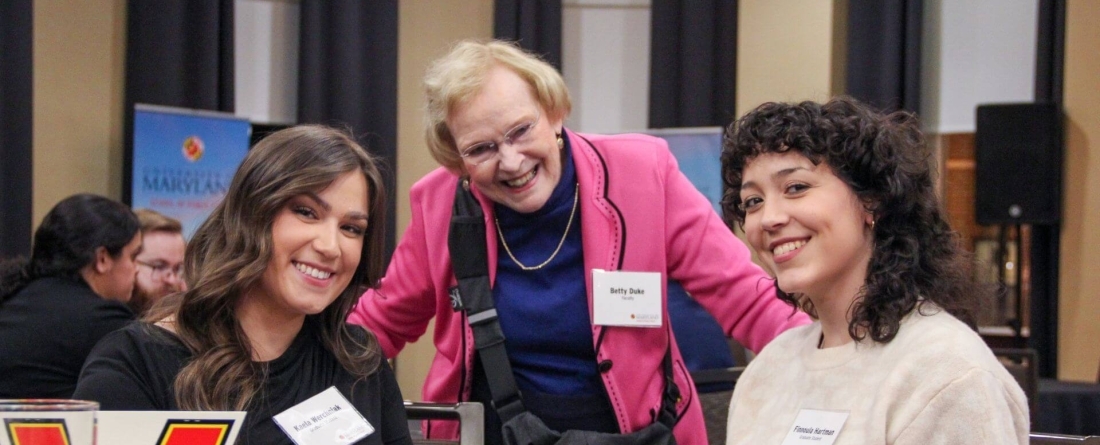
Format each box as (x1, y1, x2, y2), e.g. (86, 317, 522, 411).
(782, 409, 849, 445)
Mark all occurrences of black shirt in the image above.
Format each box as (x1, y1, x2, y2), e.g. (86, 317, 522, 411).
(74, 321, 412, 445)
(0, 276, 133, 398)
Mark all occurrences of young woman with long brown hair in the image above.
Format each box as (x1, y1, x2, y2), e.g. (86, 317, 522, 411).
(76, 125, 412, 445)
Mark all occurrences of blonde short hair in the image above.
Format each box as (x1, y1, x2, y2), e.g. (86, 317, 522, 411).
(134, 208, 183, 235)
(424, 39, 572, 174)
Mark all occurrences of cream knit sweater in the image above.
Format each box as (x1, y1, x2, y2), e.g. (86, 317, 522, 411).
(726, 305, 1029, 444)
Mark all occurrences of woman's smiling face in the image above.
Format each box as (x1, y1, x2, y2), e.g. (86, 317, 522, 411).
(739, 151, 875, 302)
(447, 65, 564, 214)
(247, 170, 369, 319)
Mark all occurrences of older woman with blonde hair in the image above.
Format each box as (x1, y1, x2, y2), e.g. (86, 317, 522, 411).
(348, 39, 808, 444)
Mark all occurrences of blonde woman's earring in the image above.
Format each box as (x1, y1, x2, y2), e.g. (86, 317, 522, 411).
(556, 133, 564, 150)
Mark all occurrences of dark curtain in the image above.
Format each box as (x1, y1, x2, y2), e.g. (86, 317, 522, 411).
(1030, 0, 1065, 379)
(494, 0, 562, 69)
(0, 0, 34, 258)
(124, 0, 235, 203)
(846, 0, 922, 114)
(298, 1, 399, 257)
(648, 0, 738, 128)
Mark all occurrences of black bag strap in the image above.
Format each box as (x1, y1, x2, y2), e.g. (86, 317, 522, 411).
(448, 180, 527, 422)
(447, 178, 680, 430)
(655, 345, 680, 429)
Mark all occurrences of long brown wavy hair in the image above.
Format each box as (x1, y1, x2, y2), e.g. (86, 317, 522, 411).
(151, 125, 388, 410)
(721, 97, 982, 344)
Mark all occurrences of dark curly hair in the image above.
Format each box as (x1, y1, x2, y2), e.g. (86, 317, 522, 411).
(720, 97, 980, 343)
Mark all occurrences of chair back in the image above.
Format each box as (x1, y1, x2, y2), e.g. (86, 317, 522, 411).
(994, 347, 1040, 425)
(1030, 433, 1100, 444)
(691, 366, 745, 445)
(404, 402, 484, 445)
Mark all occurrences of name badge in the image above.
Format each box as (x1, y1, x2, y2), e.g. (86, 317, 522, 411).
(273, 386, 374, 445)
(592, 269, 662, 327)
(781, 409, 849, 445)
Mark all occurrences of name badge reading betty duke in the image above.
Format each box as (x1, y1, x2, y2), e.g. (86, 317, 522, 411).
(592, 269, 662, 327)
(781, 409, 849, 445)
(273, 386, 374, 445)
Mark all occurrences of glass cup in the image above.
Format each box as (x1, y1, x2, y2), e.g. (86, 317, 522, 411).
(0, 399, 97, 445)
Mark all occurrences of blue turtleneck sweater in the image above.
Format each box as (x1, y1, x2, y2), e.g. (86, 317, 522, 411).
(492, 138, 599, 396)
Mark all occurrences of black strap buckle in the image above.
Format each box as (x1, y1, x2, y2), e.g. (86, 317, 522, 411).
(467, 308, 498, 326)
(492, 394, 526, 422)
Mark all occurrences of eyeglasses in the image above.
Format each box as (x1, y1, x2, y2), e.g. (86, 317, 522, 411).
(458, 109, 542, 166)
(136, 260, 183, 280)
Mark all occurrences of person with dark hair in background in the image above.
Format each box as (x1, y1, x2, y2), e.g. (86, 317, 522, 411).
(75, 125, 412, 445)
(348, 40, 808, 444)
(722, 97, 1028, 444)
(128, 208, 186, 316)
(0, 194, 140, 398)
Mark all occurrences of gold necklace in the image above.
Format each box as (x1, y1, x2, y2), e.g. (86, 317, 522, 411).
(495, 184, 579, 271)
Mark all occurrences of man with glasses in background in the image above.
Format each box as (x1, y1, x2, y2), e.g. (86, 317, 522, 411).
(129, 209, 186, 316)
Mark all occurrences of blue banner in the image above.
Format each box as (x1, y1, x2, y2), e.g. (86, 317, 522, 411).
(132, 105, 251, 238)
(647, 128, 725, 215)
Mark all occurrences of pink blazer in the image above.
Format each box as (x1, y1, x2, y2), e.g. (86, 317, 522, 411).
(349, 130, 810, 442)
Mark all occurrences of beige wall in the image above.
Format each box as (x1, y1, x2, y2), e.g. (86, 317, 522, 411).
(32, 0, 127, 222)
(1058, 0, 1100, 382)
(393, 0, 494, 400)
(736, 0, 838, 118)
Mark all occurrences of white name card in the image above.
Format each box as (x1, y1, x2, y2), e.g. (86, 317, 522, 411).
(781, 409, 849, 445)
(592, 269, 662, 328)
(273, 386, 373, 445)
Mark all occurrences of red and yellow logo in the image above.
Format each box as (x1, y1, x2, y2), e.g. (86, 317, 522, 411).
(182, 136, 205, 162)
(156, 420, 233, 445)
(5, 419, 70, 445)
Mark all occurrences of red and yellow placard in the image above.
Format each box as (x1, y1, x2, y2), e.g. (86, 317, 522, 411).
(5, 420, 70, 445)
(156, 420, 233, 445)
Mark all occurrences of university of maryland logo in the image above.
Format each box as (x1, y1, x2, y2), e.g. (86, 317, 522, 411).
(156, 419, 234, 445)
(5, 419, 70, 445)
(182, 136, 205, 162)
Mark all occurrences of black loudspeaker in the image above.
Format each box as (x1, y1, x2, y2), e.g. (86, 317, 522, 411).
(975, 103, 1062, 225)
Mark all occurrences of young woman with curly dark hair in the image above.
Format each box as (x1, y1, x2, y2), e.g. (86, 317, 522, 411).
(721, 97, 1028, 444)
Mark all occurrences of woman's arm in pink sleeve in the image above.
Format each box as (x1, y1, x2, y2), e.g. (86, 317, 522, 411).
(348, 184, 440, 358)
